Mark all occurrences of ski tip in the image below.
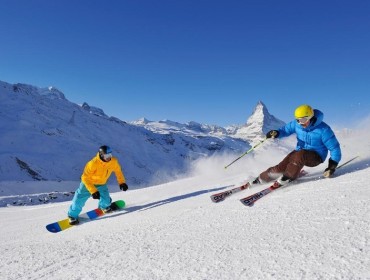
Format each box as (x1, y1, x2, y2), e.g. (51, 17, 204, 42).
(210, 197, 224, 203)
(240, 202, 254, 207)
(240, 199, 254, 207)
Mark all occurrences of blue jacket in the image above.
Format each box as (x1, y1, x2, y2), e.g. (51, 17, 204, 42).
(277, 109, 341, 163)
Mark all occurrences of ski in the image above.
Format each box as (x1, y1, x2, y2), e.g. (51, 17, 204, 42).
(210, 183, 250, 203)
(240, 156, 359, 207)
(211, 170, 308, 203)
(240, 182, 281, 207)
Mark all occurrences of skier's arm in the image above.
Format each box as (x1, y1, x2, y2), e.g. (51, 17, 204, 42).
(322, 127, 342, 163)
(267, 121, 296, 139)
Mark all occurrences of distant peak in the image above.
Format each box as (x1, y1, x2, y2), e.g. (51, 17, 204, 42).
(253, 101, 268, 112)
(81, 102, 107, 117)
(81, 102, 90, 110)
(256, 100, 266, 107)
(231, 101, 286, 141)
(137, 117, 150, 124)
(247, 101, 270, 123)
(10, 82, 66, 100)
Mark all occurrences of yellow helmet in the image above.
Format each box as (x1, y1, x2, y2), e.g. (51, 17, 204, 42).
(294, 104, 314, 119)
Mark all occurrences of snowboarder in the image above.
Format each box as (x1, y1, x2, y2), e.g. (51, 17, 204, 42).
(67, 145, 128, 225)
(251, 104, 342, 187)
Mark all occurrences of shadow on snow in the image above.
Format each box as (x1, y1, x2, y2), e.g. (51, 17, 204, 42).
(99, 185, 231, 220)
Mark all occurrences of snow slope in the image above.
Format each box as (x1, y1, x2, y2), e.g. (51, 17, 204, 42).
(1, 128, 369, 280)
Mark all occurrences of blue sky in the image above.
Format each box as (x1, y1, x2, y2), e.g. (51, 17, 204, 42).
(1, 0, 369, 127)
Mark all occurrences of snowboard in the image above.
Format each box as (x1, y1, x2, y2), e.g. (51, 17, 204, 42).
(46, 200, 126, 233)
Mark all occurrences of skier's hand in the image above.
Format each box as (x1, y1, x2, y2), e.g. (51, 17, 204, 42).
(92, 191, 100, 199)
(266, 130, 279, 139)
(119, 183, 128, 191)
(323, 159, 338, 178)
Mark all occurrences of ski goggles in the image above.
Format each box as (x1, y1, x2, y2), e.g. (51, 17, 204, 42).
(296, 116, 312, 124)
(102, 153, 112, 160)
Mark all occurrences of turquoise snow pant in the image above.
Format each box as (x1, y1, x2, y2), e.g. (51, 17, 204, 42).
(68, 182, 112, 218)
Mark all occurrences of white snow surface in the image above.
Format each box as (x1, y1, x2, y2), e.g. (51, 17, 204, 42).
(1, 128, 370, 280)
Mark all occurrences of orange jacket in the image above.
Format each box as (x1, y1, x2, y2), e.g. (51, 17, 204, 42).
(81, 153, 126, 194)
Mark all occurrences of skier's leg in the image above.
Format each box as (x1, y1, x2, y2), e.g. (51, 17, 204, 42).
(259, 151, 295, 182)
(283, 150, 322, 180)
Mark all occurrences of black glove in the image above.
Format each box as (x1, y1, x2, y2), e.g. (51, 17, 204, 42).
(324, 159, 338, 178)
(266, 130, 279, 139)
(119, 183, 128, 191)
(92, 191, 100, 199)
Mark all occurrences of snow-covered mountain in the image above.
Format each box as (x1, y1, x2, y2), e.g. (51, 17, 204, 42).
(0, 80, 285, 189)
(229, 101, 286, 141)
(131, 118, 229, 137)
(130, 102, 285, 142)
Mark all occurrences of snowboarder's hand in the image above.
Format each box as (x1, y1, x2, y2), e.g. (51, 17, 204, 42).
(266, 130, 279, 139)
(323, 159, 338, 178)
(119, 183, 128, 191)
(92, 191, 100, 199)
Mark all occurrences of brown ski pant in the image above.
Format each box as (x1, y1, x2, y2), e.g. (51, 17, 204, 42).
(259, 150, 323, 182)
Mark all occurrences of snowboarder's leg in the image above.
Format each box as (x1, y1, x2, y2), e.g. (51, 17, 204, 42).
(68, 182, 91, 218)
(97, 184, 112, 210)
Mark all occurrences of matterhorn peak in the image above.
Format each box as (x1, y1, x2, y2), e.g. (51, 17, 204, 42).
(233, 101, 285, 141)
(246, 101, 278, 127)
(132, 117, 151, 125)
(246, 101, 269, 125)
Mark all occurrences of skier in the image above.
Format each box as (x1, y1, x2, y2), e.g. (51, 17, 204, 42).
(67, 145, 128, 225)
(251, 104, 341, 187)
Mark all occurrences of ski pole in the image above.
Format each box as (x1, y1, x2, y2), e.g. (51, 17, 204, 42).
(224, 137, 267, 169)
(323, 155, 358, 178)
(336, 156, 359, 169)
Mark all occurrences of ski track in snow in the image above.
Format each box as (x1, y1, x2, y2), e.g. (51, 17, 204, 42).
(1, 167, 370, 280)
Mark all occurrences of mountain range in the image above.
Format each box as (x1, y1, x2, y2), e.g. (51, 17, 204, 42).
(0, 80, 285, 188)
